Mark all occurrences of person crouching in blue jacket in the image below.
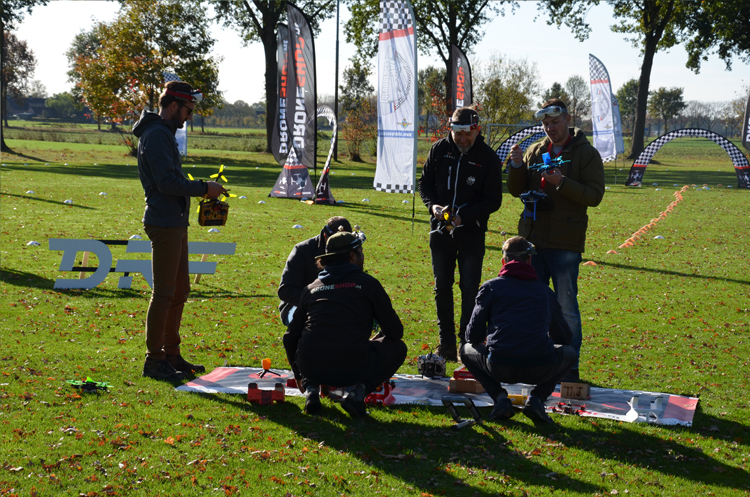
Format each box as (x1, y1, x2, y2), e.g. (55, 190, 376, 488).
(460, 236, 577, 424)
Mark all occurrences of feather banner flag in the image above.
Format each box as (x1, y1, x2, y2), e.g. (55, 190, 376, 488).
(589, 54, 616, 162)
(283, 4, 317, 171)
(272, 23, 290, 165)
(451, 44, 472, 109)
(374, 0, 418, 194)
(743, 88, 750, 151)
(612, 94, 625, 155)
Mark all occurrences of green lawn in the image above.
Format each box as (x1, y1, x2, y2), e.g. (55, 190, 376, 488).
(0, 135, 749, 496)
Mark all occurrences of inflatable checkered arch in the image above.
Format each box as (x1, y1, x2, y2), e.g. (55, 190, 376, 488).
(625, 128, 750, 189)
(495, 125, 545, 166)
(380, 1, 413, 33)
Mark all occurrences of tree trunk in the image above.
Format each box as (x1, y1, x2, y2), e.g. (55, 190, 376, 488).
(628, 34, 658, 159)
(201, 113, 205, 133)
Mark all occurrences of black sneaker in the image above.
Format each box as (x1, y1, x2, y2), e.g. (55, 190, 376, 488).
(522, 396, 554, 424)
(560, 368, 580, 383)
(166, 354, 206, 373)
(341, 384, 367, 417)
(487, 397, 515, 421)
(143, 358, 186, 381)
(435, 341, 457, 362)
(305, 385, 322, 415)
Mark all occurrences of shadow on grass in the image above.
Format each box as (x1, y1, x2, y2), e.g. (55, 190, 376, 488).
(0, 191, 96, 209)
(0, 268, 55, 289)
(190, 391, 606, 495)
(0, 150, 47, 162)
(590, 260, 750, 286)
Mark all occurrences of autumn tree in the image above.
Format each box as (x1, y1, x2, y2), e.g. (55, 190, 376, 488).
(1, 0, 48, 151)
(474, 53, 541, 148)
(65, 27, 103, 127)
(564, 75, 591, 127)
(418, 66, 446, 136)
(341, 97, 377, 162)
(211, 1, 335, 153)
(339, 55, 374, 113)
(648, 86, 686, 133)
(346, 0, 513, 114)
(615, 78, 639, 135)
(540, 0, 750, 159)
(73, 0, 222, 127)
(1, 32, 36, 127)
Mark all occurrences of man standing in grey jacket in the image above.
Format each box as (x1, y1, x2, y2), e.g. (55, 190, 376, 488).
(133, 81, 226, 381)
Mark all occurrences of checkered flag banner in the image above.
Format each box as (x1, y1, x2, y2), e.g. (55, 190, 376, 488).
(380, 1, 413, 33)
(589, 54, 616, 161)
(375, 0, 418, 194)
(495, 125, 545, 166)
(625, 128, 750, 189)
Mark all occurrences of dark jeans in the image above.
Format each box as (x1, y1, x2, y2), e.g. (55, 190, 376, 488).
(144, 224, 190, 361)
(429, 230, 486, 342)
(531, 248, 583, 368)
(460, 343, 577, 401)
(297, 336, 407, 394)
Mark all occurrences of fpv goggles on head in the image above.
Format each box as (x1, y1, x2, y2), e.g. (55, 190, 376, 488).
(534, 105, 567, 121)
(165, 88, 203, 104)
(449, 113, 479, 132)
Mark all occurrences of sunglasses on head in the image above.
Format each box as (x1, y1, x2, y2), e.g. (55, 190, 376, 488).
(534, 105, 567, 121)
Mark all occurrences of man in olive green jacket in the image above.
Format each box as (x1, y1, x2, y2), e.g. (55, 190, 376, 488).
(507, 98, 605, 382)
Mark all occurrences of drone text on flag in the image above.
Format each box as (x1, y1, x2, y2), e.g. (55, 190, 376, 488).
(451, 44, 472, 110)
(272, 23, 290, 165)
(589, 54, 616, 162)
(374, 0, 418, 194)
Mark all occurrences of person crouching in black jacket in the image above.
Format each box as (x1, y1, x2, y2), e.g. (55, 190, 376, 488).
(283, 232, 407, 417)
(460, 236, 577, 424)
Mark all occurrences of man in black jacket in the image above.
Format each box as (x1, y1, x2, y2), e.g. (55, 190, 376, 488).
(460, 236, 577, 424)
(283, 232, 407, 417)
(134, 81, 226, 381)
(418, 107, 503, 362)
(277, 216, 352, 325)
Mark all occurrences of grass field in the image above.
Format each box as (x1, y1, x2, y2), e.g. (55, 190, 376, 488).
(1, 134, 749, 496)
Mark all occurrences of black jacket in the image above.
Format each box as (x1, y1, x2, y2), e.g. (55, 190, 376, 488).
(283, 263, 404, 373)
(465, 261, 572, 366)
(133, 110, 206, 227)
(277, 231, 326, 323)
(418, 133, 503, 235)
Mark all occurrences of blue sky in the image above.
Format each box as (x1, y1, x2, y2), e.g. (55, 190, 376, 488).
(15, 1, 749, 106)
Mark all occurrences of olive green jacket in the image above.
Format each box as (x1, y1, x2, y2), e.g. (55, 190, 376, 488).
(507, 128, 605, 253)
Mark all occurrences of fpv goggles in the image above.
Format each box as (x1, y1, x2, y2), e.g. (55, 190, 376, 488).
(534, 105, 567, 121)
(165, 88, 203, 104)
(449, 113, 479, 132)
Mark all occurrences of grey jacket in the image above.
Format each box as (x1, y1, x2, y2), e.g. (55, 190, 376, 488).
(133, 110, 206, 227)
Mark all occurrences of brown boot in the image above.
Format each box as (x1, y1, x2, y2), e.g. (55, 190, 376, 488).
(165, 354, 206, 373)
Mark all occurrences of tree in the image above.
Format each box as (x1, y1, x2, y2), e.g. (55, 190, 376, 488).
(346, 0, 513, 113)
(648, 87, 686, 133)
(474, 53, 541, 148)
(73, 0, 222, 128)
(615, 78, 639, 136)
(541, 82, 569, 106)
(1, 32, 36, 127)
(1, 0, 49, 151)
(339, 55, 373, 112)
(418, 66, 446, 136)
(341, 97, 376, 161)
(564, 75, 590, 127)
(211, 1, 336, 153)
(45, 91, 76, 119)
(540, 0, 750, 159)
(65, 27, 103, 126)
(28, 79, 46, 98)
